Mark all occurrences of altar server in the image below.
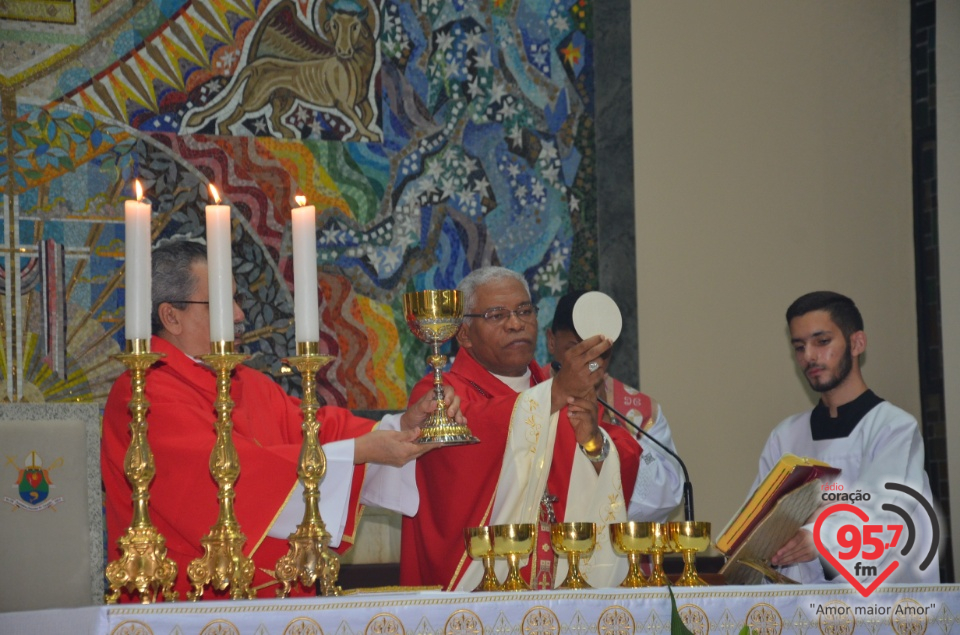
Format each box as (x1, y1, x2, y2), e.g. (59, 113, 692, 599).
(753, 291, 938, 584)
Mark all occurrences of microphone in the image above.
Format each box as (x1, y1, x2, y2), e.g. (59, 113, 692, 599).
(551, 360, 695, 521)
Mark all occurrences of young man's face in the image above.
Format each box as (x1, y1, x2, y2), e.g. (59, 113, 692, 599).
(789, 309, 855, 393)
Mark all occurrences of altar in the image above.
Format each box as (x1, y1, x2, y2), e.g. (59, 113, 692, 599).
(1, 584, 956, 635)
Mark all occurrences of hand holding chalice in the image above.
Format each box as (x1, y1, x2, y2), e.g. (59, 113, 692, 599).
(403, 290, 479, 445)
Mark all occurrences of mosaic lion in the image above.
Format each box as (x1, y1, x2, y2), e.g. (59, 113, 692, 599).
(185, 0, 381, 141)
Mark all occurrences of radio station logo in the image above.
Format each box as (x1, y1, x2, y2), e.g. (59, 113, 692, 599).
(4, 450, 64, 512)
(813, 482, 939, 597)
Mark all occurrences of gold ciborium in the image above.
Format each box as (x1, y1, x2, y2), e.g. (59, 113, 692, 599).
(551, 522, 596, 589)
(491, 523, 536, 591)
(402, 289, 478, 445)
(609, 521, 652, 588)
(643, 522, 673, 587)
(464, 526, 500, 592)
(668, 521, 711, 587)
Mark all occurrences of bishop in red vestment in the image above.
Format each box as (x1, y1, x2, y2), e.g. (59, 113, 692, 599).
(399, 268, 641, 590)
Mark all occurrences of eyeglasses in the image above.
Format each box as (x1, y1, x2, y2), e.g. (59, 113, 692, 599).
(167, 294, 243, 306)
(464, 304, 539, 324)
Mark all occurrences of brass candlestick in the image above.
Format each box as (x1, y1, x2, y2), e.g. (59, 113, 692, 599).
(105, 339, 179, 604)
(274, 341, 341, 598)
(186, 340, 255, 600)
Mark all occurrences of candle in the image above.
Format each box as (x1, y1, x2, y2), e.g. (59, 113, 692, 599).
(291, 195, 319, 342)
(205, 184, 234, 343)
(124, 180, 152, 340)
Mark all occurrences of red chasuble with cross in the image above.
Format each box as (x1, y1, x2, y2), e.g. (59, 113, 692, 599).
(399, 350, 640, 590)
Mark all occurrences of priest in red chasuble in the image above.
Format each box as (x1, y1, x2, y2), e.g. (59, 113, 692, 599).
(102, 240, 463, 600)
(400, 267, 641, 591)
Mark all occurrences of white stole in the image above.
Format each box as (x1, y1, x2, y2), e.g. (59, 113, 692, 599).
(454, 380, 628, 590)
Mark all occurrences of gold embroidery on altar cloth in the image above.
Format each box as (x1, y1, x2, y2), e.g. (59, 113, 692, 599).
(110, 620, 153, 635)
(445, 609, 482, 635)
(199, 619, 241, 635)
(522, 606, 560, 635)
(679, 604, 710, 635)
(598, 605, 635, 635)
(817, 600, 854, 635)
(284, 616, 323, 635)
(366, 612, 405, 635)
(745, 603, 782, 635)
(890, 599, 927, 635)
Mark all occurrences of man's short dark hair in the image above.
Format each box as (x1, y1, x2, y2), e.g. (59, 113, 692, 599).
(551, 289, 587, 333)
(151, 239, 207, 334)
(786, 291, 864, 338)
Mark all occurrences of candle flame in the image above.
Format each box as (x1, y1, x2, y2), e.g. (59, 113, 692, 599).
(295, 194, 307, 207)
(209, 184, 221, 204)
(134, 179, 144, 202)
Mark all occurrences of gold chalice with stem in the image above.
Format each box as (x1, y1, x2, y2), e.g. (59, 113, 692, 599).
(464, 526, 500, 592)
(668, 521, 712, 587)
(491, 523, 536, 591)
(551, 522, 597, 589)
(402, 290, 478, 445)
(609, 521, 653, 588)
(643, 522, 674, 587)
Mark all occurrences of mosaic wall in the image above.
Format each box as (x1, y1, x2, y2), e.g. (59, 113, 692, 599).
(0, 0, 602, 407)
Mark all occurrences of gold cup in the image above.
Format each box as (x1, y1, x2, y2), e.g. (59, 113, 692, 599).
(464, 526, 500, 592)
(643, 522, 672, 587)
(668, 521, 711, 587)
(551, 522, 596, 589)
(402, 290, 478, 445)
(609, 521, 652, 588)
(491, 523, 536, 591)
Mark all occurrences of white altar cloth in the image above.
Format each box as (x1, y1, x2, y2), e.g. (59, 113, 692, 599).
(0, 584, 956, 635)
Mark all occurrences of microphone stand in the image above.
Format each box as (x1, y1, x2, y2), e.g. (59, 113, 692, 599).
(551, 360, 695, 520)
(596, 396, 695, 522)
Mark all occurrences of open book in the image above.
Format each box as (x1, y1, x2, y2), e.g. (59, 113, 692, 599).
(717, 454, 840, 584)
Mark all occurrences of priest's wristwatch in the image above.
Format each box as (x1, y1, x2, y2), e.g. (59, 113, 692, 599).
(579, 431, 610, 463)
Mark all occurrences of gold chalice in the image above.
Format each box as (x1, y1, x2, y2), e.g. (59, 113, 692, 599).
(642, 522, 672, 586)
(464, 526, 500, 592)
(491, 523, 536, 591)
(403, 290, 479, 445)
(609, 521, 652, 588)
(668, 521, 711, 587)
(551, 522, 596, 589)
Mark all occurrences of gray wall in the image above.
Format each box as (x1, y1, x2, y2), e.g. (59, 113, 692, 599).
(630, 1, 920, 530)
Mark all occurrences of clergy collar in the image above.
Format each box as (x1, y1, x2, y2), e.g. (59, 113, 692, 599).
(810, 389, 884, 440)
(491, 368, 533, 392)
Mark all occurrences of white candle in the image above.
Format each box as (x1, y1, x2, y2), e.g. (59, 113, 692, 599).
(205, 184, 234, 343)
(124, 180, 152, 340)
(291, 195, 319, 342)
